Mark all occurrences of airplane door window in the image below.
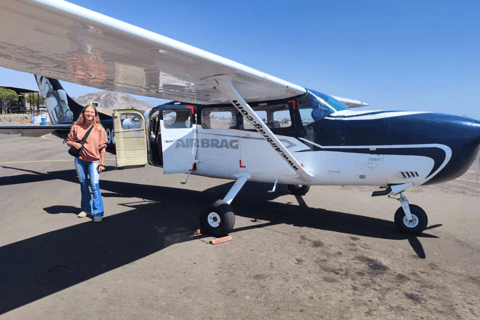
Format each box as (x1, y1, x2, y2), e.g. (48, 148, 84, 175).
(120, 114, 143, 130)
(163, 110, 192, 129)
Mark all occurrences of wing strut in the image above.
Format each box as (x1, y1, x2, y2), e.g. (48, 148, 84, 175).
(210, 75, 314, 182)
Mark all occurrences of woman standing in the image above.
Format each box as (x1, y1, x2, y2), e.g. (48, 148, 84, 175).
(67, 105, 108, 222)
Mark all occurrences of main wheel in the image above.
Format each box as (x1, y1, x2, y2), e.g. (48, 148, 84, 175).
(394, 204, 428, 235)
(287, 184, 310, 195)
(199, 199, 235, 237)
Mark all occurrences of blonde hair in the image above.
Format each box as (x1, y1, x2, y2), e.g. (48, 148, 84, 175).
(74, 104, 103, 129)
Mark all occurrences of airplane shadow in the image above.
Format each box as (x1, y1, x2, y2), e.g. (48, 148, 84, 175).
(0, 167, 438, 314)
(229, 183, 435, 260)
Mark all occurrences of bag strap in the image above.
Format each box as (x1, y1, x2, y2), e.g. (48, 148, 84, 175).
(79, 125, 95, 146)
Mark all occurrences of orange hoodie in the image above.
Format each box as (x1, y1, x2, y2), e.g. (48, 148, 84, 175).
(67, 123, 108, 163)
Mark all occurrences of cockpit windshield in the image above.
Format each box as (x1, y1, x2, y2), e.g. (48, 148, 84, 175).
(298, 89, 350, 125)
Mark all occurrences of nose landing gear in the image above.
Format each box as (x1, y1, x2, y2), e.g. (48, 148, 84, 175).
(373, 183, 428, 235)
(393, 203, 428, 234)
(389, 190, 428, 235)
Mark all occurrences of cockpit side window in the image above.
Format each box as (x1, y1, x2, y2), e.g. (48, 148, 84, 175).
(297, 95, 315, 126)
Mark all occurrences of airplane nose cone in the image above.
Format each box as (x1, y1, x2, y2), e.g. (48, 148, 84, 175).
(385, 112, 480, 185)
(469, 120, 480, 147)
(422, 115, 480, 185)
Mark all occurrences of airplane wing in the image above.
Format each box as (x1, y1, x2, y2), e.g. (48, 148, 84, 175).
(0, 0, 305, 105)
(332, 96, 369, 108)
(0, 124, 72, 137)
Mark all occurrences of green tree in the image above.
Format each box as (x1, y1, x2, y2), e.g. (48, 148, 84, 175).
(26, 93, 44, 105)
(0, 87, 19, 101)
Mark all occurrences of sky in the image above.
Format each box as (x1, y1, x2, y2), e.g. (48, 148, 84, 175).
(0, 0, 479, 117)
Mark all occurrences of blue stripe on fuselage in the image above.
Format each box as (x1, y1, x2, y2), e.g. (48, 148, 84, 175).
(300, 112, 480, 184)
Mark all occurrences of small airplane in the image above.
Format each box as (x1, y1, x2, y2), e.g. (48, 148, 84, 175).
(1, 0, 479, 237)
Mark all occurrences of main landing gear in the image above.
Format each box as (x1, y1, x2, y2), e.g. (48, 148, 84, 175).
(287, 184, 310, 195)
(374, 183, 428, 234)
(199, 176, 249, 237)
(199, 200, 235, 237)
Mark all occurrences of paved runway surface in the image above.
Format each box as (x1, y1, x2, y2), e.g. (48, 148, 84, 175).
(0, 134, 479, 319)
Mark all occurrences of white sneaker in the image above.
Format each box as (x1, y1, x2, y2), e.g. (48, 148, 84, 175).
(78, 212, 92, 218)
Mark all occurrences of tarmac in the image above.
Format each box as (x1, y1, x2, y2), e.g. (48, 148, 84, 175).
(0, 133, 479, 320)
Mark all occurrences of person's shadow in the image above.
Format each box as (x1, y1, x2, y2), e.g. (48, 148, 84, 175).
(44, 205, 79, 215)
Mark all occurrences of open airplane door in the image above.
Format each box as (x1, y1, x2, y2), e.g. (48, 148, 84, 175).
(113, 109, 148, 169)
(160, 106, 197, 174)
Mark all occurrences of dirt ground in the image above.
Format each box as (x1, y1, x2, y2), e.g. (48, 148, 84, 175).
(0, 133, 479, 320)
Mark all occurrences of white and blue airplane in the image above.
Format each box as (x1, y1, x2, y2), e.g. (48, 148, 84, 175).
(1, 0, 479, 237)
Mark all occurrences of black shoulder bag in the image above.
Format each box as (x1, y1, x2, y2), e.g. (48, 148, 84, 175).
(68, 125, 94, 157)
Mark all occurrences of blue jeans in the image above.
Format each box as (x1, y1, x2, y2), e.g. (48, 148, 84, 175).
(74, 158, 104, 217)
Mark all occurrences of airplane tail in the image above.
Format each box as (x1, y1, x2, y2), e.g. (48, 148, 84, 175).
(34, 75, 111, 124)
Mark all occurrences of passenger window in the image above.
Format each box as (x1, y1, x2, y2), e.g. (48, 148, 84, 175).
(243, 104, 291, 129)
(202, 108, 237, 129)
(163, 110, 192, 129)
(121, 113, 143, 130)
(243, 110, 267, 130)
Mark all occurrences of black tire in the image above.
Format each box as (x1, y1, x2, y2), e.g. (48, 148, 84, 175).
(199, 199, 235, 237)
(394, 204, 428, 235)
(287, 184, 310, 195)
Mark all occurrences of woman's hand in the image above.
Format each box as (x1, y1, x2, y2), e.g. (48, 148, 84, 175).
(74, 142, 82, 149)
(98, 164, 105, 173)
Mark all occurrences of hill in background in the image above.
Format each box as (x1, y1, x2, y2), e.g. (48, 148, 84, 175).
(73, 91, 154, 111)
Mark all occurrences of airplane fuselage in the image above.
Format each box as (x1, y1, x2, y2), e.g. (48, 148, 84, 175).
(142, 95, 480, 188)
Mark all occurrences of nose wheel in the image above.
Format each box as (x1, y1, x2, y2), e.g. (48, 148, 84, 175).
(394, 204, 428, 234)
(376, 185, 429, 235)
(387, 190, 428, 234)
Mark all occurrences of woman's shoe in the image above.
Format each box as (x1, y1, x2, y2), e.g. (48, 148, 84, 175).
(93, 215, 102, 223)
(78, 211, 90, 218)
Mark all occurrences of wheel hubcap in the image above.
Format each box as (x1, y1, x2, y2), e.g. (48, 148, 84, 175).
(207, 212, 221, 228)
(403, 214, 419, 228)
